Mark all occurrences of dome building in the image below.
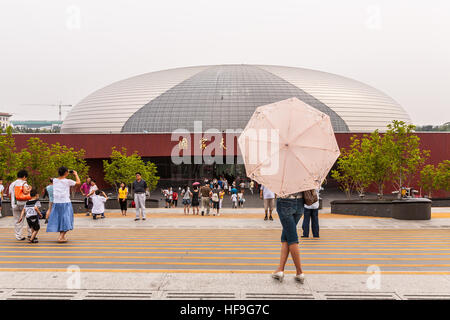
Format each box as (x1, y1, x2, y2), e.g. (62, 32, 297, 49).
(61, 65, 411, 134)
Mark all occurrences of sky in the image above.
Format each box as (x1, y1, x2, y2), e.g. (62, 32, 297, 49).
(0, 0, 449, 125)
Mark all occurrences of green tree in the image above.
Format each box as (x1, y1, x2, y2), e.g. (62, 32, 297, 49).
(331, 136, 372, 199)
(419, 164, 437, 198)
(435, 160, 450, 193)
(103, 147, 159, 193)
(17, 138, 89, 194)
(50, 143, 89, 182)
(385, 120, 430, 193)
(360, 130, 393, 197)
(0, 126, 22, 184)
(18, 138, 54, 194)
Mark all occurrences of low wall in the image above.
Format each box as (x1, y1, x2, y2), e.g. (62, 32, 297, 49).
(428, 198, 450, 207)
(1, 200, 87, 216)
(331, 198, 432, 220)
(104, 198, 160, 209)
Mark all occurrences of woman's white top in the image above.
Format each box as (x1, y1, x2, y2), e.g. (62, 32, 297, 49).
(52, 178, 76, 203)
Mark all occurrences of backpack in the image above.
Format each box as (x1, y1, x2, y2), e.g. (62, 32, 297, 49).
(14, 184, 31, 202)
(211, 192, 219, 202)
(303, 189, 318, 206)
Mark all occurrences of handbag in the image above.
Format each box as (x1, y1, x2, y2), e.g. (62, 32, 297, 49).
(14, 184, 31, 202)
(303, 189, 318, 206)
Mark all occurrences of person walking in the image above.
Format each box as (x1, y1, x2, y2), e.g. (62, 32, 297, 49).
(0, 178, 4, 218)
(9, 170, 32, 241)
(191, 186, 200, 215)
(231, 192, 238, 209)
(133, 172, 148, 221)
(249, 180, 254, 195)
(238, 189, 245, 208)
(210, 184, 220, 216)
(272, 192, 305, 284)
(118, 182, 128, 216)
(168, 187, 174, 208)
(18, 189, 42, 243)
(260, 185, 275, 221)
(181, 186, 192, 215)
(172, 190, 178, 208)
(219, 189, 225, 210)
(302, 188, 320, 238)
(200, 181, 211, 216)
(80, 177, 92, 216)
(46, 167, 80, 243)
(44, 178, 54, 224)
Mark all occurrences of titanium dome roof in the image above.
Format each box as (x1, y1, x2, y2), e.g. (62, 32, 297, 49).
(61, 64, 411, 133)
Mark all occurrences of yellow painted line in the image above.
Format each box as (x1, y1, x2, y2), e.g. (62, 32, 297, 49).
(1, 260, 450, 268)
(2, 255, 450, 261)
(0, 268, 449, 275)
(1, 249, 449, 256)
(2, 241, 450, 248)
(2, 238, 450, 245)
(0, 245, 449, 252)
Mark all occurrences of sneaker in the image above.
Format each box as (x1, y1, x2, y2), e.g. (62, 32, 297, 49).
(17, 237, 26, 241)
(134, 218, 140, 221)
(271, 271, 284, 282)
(294, 273, 305, 284)
(142, 218, 146, 221)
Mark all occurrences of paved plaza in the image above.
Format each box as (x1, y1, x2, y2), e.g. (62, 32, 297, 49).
(0, 208, 450, 300)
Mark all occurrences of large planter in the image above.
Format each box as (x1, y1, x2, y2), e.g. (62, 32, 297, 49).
(104, 197, 160, 209)
(0, 199, 86, 216)
(330, 200, 393, 218)
(331, 198, 432, 220)
(428, 198, 450, 207)
(392, 198, 431, 220)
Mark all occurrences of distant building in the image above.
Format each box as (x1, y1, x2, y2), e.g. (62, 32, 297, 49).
(0, 112, 12, 129)
(11, 120, 63, 130)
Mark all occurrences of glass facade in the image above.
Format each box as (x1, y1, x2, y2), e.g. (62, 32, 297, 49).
(122, 65, 349, 133)
(145, 156, 246, 187)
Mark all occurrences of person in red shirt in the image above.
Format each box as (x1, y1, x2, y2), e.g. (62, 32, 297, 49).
(172, 191, 178, 208)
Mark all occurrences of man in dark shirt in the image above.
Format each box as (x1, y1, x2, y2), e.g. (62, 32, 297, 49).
(200, 181, 211, 216)
(133, 172, 148, 221)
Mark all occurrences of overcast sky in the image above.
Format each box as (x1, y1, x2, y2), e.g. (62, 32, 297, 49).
(0, 0, 449, 125)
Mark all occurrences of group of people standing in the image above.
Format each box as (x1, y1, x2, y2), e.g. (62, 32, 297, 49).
(168, 178, 250, 216)
(80, 173, 149, 221)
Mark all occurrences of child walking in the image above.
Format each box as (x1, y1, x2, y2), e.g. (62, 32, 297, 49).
(18, 189, 42, 243)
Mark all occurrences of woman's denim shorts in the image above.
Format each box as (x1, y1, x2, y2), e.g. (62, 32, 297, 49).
(276, 198, 304, 245)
